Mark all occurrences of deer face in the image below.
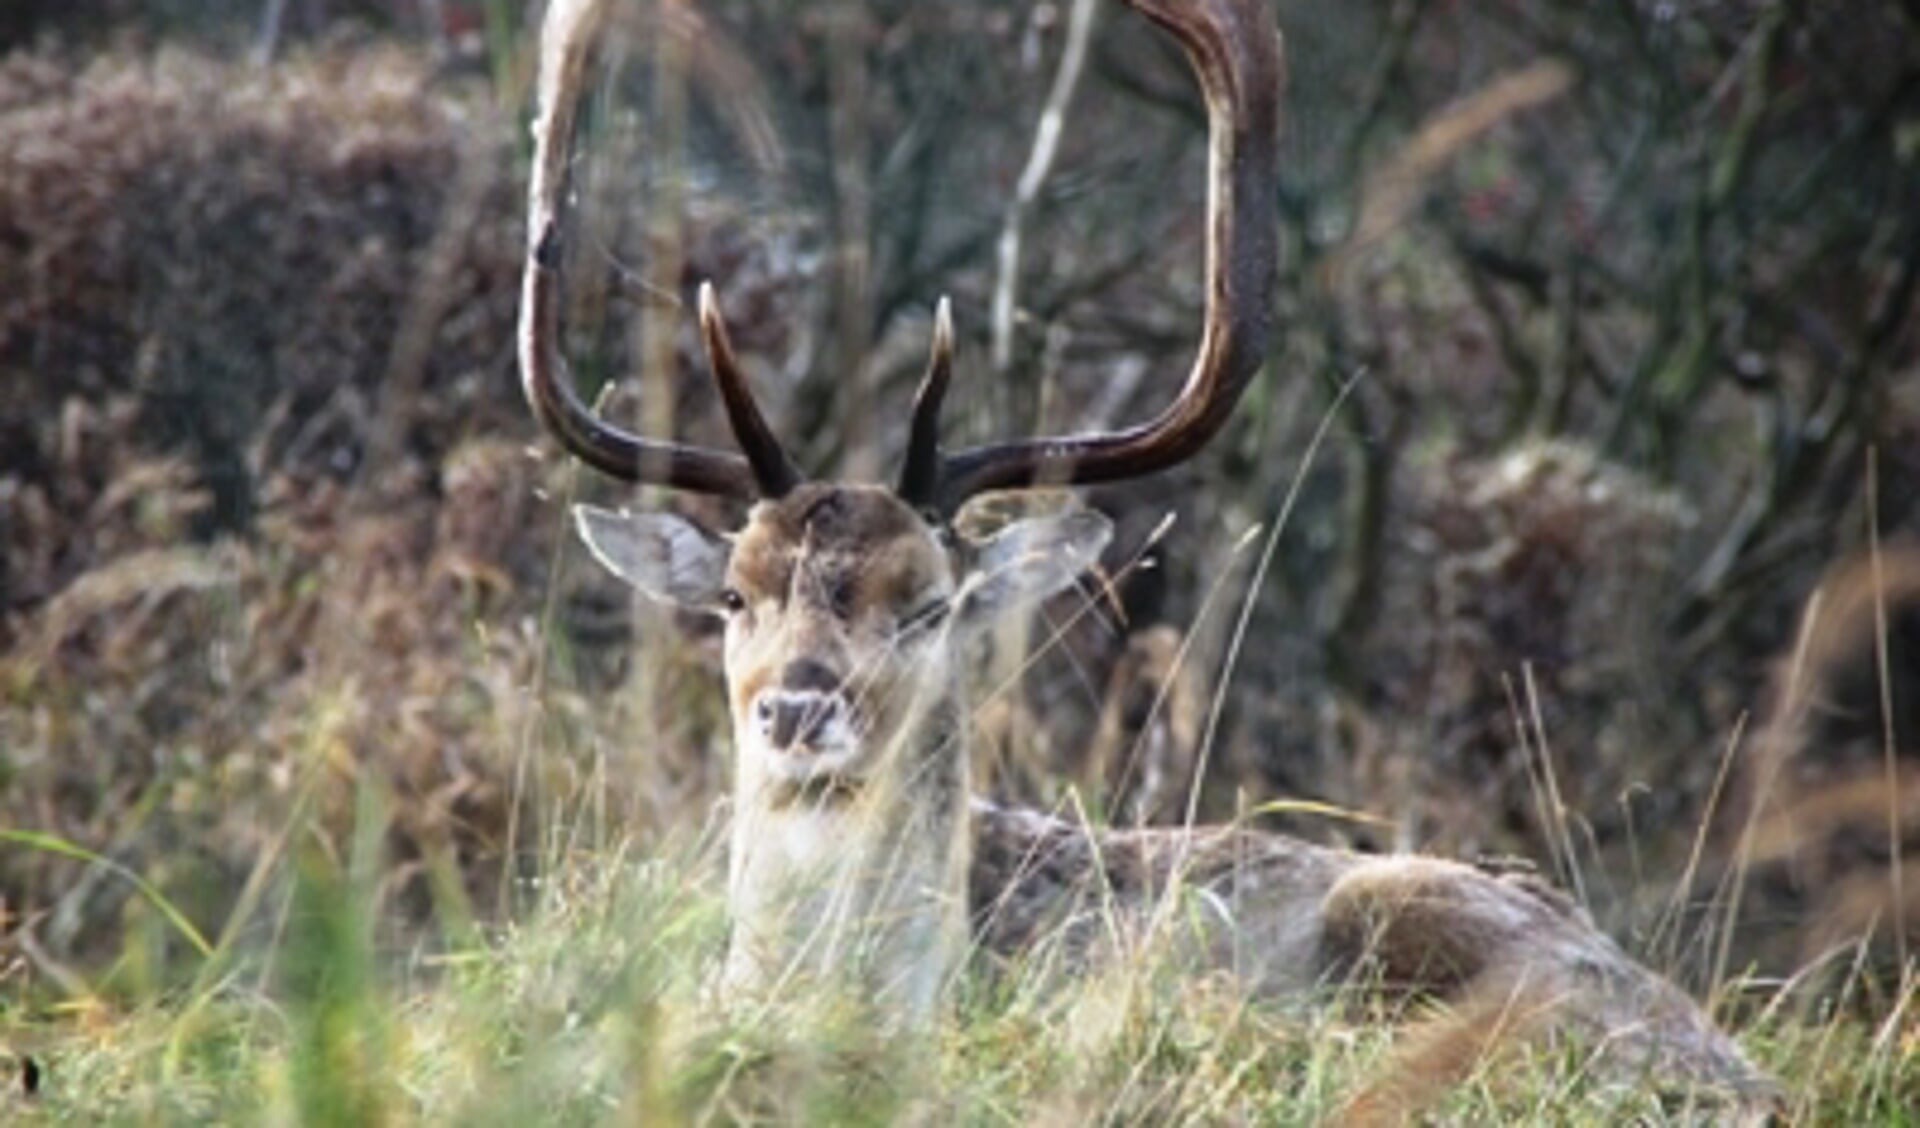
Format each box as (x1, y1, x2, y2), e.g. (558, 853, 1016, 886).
(576, 484, 1111, 800)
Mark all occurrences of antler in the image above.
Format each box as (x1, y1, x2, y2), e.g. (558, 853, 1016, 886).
(899, 0, 1281, 515)
(519, 0, 800, 499)
(523, 0, 1277, 511)
(897, 296, 954, 505)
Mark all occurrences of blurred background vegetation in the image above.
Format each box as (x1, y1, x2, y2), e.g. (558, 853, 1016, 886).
(1, 0, 1916, 1021)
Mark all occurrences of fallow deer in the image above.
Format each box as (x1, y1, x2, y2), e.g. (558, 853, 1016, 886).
(520, 0, 1773, 1102)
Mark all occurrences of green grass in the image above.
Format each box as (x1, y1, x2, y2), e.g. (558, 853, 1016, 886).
(4, 818, 1916, 1125)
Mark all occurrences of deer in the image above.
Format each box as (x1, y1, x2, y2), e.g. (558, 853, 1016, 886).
(519, 0, 1775, 1105)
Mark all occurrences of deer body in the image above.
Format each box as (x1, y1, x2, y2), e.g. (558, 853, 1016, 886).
(523, 0, 1773, 1104)
(575, 484, 1767, 1093)
(972, 803, 1762, 1089)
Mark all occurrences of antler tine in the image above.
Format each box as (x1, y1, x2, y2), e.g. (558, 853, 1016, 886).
(897, 296, 954, 509)
(927, 0, 1281, 514)
(699, 283, 803, 498)
(518, 0, 765, 499)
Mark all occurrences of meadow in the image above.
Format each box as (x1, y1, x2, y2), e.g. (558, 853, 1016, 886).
(3, 0, 1918, 1121)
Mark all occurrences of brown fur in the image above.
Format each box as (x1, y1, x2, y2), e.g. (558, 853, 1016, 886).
(729, 484, 937, 607)
(1082, 625, 1203, 825)
(971, 800, 1772, 1102)
(724, 484, 953, 722)
(701, 486, 973, 1014)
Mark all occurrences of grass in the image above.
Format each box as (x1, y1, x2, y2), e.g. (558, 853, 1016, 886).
(0, 446, 1913, 1122)
(3, 803, 1917, 1125)
(1, 419, 1909, 1121)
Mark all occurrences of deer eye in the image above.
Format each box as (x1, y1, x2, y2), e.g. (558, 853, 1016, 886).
(719, 588, 747, 615)
(898, 597, 949, 636)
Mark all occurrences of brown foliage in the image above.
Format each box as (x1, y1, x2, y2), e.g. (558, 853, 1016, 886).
(0, 42, 522, 550)
(1348, 440, 1695, 856)
(0, 42, 789, 969)
(1713, 545, 1920, 985)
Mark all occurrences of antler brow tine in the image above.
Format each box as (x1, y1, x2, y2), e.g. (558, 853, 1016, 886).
(700, 283, 804, 498)
(897, 296, 954, 510)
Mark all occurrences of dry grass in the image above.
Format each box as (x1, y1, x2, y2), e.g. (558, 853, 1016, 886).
(0, 819, 1912, 1123)
(2, 11, 1918, 1122)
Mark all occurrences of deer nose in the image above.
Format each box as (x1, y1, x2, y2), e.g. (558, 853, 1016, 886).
(753, 690, 846, 752)
(778, 657, 842, 696)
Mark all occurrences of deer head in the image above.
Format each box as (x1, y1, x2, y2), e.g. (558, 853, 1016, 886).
(573, 475, 1114, 802)
(521, 0, 1279, 1017)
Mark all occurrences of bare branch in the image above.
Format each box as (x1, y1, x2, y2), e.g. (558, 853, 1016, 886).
(992, 0, 1102, 375)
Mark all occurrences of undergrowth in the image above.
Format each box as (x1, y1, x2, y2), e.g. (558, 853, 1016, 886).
(2, 814, 1915, 1124)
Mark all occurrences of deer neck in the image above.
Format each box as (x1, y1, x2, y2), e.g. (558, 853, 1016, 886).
(724, 674, 973, 1019)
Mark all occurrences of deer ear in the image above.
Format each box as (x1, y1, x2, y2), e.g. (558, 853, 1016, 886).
(574, 505, 730, 611)
(956, 509, 1112, 629)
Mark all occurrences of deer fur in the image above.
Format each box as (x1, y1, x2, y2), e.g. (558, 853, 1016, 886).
(577, 484, 1775, 1100)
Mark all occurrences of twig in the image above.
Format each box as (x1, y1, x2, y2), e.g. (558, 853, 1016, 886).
(1454, 241, 1543, 441)
(1683, 206, 1920, 608)
(358, 127, 499, 495)
(992, 0, 1100, 375)
(1330, 0, 1431, 189)
(638, 9, 691, 449)
(1866, 450, 1908, 970)
(1612, 0, 1786, 467)
(254, 0, 289, 67)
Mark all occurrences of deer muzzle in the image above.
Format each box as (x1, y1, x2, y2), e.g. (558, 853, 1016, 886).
(755, 689, 848, 753)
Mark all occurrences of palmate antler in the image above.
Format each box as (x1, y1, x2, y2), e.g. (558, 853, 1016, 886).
(520, 0, 1281, 517)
